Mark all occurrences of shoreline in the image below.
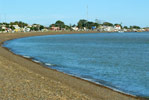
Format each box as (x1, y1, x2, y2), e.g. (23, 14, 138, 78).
(3, 45, 139, 98)
(0, 31, 147, 100)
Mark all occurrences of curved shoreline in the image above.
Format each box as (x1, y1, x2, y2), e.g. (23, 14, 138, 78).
(0, 31, 147, 100)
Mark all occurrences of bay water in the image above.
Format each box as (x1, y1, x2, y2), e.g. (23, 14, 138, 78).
(3, 32, 149, 97)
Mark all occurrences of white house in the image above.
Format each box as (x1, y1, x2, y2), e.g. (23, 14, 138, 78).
(13, 25, 21, 32)
(114, 25, 121, 31)
(41, 29, 48, 32)
(72, 26, 79, 31)
(51, 26, 60, 31)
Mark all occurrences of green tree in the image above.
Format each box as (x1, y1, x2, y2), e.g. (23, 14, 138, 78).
(49, 24, 55, 28)
(86, 21, 95, 29)
(10, 21, 28, 28)
(123, 26, 128, 29)
(0, 23, 2, 31)
(33, 27, 38, 31)
(10, 25, 15, 30)
(39, 25, 44, 30)
(77, 19, 88, 29)
(55, 20, 65, 29)
(65, 25, 71, 30)
(103, 22, 113, 26)
(30, 24, 39, 31)
(93, 23, 99, 28)
(133, 26, 140, 29)
(130, 26, 140, 29)
(130, 26, 133, 29)
(72, 24, 76, 27)
(0, 26, 2, 31)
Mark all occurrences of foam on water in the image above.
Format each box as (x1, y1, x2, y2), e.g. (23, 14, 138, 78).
(45, 63, 56, 66)
(33, 59, 41, 63)
(23, 55, 31, 58)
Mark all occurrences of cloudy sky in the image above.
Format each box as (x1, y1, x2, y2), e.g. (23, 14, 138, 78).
(0, 0, 148, 27)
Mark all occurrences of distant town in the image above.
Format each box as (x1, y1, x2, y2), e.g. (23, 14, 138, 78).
(0, 19, 149, 33)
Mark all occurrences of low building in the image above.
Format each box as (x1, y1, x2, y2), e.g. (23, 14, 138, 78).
(106, 26, 115, 32)
(123, 28, 128, 32)
(13, 25, 21, 32)
(144, 28, 149, 31)
(92, 26, 96, 30)
(72, 26, 79, 31)
(24, 27, 31, 32)
(114, 25, 121, 31)
(41, 29, 48, 32)
(98, 25, 115, 32)
(50, 26, 60, 31)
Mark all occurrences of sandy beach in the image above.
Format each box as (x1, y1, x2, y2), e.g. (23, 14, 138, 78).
(0, 31, 147, 100)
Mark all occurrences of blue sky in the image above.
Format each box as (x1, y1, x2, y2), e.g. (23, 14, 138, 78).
(0, 0, 148, 27)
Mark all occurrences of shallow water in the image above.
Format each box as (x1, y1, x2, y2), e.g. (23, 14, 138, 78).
(3, 32, 149, 97)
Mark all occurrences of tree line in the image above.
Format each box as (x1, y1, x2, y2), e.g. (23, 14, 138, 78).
(50, 19, 141, 30)
(0, 20, 142, 31)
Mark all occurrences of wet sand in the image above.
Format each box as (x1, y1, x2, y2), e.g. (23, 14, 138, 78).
(0, 31, 147, 100)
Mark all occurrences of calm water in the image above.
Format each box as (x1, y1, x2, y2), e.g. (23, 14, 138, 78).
(3, 32, 149, 97)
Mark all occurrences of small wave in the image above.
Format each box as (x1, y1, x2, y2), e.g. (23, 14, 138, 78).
(33, 60, 41, 63)
(45, 63, 56, 66)
(23, 55, 31, 58)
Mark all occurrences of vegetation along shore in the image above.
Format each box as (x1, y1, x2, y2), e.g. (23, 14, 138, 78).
(0, 20, 149, 34)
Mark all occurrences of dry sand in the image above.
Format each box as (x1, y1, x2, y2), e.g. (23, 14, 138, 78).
(0, 31, 147, 100)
